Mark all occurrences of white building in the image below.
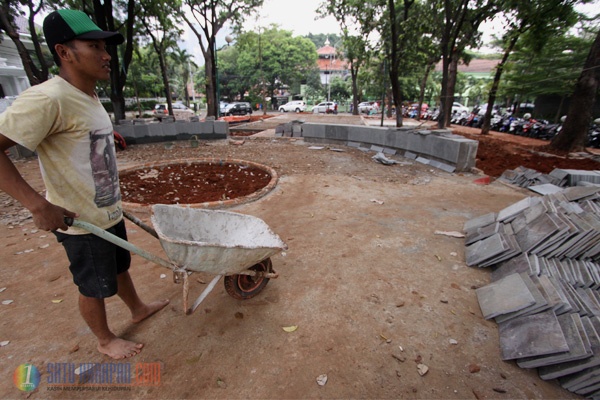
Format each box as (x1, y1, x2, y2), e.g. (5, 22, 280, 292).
(0, 16, 43, 110)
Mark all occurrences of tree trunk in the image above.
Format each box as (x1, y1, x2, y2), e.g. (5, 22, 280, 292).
(206, 42, 218, 118)
(416, 62, 434, 122)
(445, 52, 459, 127)
(481, 34, 519, 135)
(550, 29, 600, 152)
(350, 61, 359, 116)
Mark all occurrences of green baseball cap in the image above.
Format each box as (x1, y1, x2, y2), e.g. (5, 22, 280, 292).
(43, 9, 124, 53)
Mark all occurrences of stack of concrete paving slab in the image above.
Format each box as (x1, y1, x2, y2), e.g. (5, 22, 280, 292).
(468, 186, 600, 398)
(499, 166, 600, 194)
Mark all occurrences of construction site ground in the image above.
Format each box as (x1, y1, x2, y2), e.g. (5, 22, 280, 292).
(1, 113, 598, 399)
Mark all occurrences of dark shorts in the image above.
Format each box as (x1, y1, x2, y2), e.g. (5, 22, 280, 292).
(54, 220, 131, 298)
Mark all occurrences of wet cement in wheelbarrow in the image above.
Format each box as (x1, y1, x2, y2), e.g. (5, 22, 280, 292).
(119, 162, 272, 204)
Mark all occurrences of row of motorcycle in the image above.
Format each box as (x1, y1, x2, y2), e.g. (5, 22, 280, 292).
(423, 109, 600, 148)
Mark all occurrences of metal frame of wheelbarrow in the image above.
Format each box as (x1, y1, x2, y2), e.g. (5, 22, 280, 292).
(65, 213, 279, 315)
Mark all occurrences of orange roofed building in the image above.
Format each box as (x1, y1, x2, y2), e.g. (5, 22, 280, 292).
(316, 38, 349, 86)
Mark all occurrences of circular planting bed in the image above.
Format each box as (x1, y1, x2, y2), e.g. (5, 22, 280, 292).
(119, 158, 277, 209)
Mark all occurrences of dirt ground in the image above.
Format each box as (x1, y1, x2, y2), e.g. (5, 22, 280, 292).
(1, 114, 598, 399)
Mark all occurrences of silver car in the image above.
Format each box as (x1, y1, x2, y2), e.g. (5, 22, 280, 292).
(279, 100, 306, 113)
(312, 101, 336, 114)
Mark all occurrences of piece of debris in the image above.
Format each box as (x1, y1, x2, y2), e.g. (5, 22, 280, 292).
(417, 364, 429, 376)
(308, 146, 324, 150)
(473, 176, 491, 185)
(160, 274, 167, 279)
(138, 169, 160, 180)
(2, 300, 14, 305)
(370, 198, 384, 205)
(392, 354, 407, 363)
(39, 244, 50, 249)
(434, 230, 465, 238)
(492, 388, 507, 393)
(372, 152, 398, 165)
(316, 374, 328, 386)
(468, 364, 481, 373)
(69, 344, 80, 354)
(0, 287, 6, 293)
(51, 299, 63, 304)
(0, 341, 9, 347)
(449, 339, 458, 345)
(217, 378, 227, 389)
(329, 148, 345, 152)
(229, 139, 245, 146)
(282, 326, 298, 332)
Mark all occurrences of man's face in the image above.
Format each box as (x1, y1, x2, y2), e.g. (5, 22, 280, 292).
(61, 39, 112, 81)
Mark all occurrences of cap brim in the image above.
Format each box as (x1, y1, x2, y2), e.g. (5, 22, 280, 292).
(76, 30, 124, 45)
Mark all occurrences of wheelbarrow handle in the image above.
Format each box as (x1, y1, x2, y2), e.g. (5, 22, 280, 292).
(63, 217, 177, 272)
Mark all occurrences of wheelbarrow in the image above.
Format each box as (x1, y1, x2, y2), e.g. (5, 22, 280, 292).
(66, 204, 287, 314)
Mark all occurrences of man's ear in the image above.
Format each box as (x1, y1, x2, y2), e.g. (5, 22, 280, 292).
(54, 43, 71, 63)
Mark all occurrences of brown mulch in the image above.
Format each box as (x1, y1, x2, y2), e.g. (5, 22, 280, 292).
(452, 126, 600, 178)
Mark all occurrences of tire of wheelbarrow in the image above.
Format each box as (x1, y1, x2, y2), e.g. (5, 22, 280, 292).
(224, 258, 273, 300)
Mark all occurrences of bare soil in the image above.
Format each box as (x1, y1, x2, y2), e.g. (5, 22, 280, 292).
(1, 115, 596, 399)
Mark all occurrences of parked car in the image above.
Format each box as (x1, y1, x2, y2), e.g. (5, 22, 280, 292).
(153, 103, 195, 121)
(451, 102, 469, 114)
(279, 100, 306, 113)
(357, 102, 378, 114)
(312, 101, 337, 114)
(219, 101, 229, 115)
(223, 102, 253, 116)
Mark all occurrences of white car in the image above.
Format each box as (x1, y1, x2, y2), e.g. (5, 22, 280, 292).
(451, 102, 469, 114)
(153, 103, 196, 121)
(279, 100, 306, 113)
(358, 102, 377, 114)
(312, 101, 337, 114)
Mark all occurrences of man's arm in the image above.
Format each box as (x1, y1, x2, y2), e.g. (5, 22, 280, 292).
(0, 133, 77, 231)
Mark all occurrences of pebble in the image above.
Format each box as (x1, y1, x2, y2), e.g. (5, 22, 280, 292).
(449, 339, 458, 345)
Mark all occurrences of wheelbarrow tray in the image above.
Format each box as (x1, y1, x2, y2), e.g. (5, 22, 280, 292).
(151, 204, 287, 275)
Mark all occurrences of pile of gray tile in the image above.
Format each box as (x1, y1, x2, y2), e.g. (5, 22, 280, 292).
(499, 166, 600, 192)
(467, 186, 600, 397)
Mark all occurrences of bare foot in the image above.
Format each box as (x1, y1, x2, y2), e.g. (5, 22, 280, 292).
(132, 299, 169, 323)
(98, 338, 143, 359)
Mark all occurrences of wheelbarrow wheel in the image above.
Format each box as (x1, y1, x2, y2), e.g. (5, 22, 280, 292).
(224, 258, 273, 300)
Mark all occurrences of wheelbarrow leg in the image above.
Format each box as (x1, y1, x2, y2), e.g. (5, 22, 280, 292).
(183, 272, 189, 314)
(186, 275, 223, 315)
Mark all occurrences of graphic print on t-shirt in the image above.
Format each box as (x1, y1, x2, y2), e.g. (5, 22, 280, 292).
(90, 129, 121, 207)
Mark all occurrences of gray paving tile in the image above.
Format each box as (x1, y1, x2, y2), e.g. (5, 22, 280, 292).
(529, 184, 564, 195)
(495, 273, 549, 323)
(491, 253, 531, 282)
(540, 316, 600, 380)
(498, 197, 540, 222)
(465, 222, 500, 245)
(476, 273, 536, 320)
(517, 313, 590, 368)
(498, 309, 569, 360)
(465, 233, 508, 267)
(514, 213, 560, 253)
(464, 212, 497, 232)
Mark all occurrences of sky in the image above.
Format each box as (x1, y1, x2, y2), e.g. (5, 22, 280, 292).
(182, 0, 600, 64)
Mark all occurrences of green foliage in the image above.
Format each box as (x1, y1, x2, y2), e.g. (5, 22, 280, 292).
(235, 26, 318, 101)
(501, 33, 593, 99)
(305, 33, 342, 49)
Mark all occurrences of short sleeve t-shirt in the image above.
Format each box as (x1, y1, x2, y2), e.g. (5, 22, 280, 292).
(0, 76, 122, 234)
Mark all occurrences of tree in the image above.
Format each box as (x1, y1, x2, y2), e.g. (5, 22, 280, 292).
(236, 26, 317, 110)
(182, 0, 264, 118)
(139, 0, 183, 118)
(432, 0, 498, 128)
(0, 0, 51, 85)
(63, 0, 138, 123)
(169, 48, 197, 106)
(480, 0, 579, 135)
(319, 0, 372, 115)
(550, 28, 600, 152)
